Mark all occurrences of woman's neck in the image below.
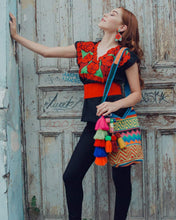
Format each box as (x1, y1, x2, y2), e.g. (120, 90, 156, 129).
(100, 32, 119, 49)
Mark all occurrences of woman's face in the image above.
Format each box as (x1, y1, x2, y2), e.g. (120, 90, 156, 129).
(98, 8, 123, 32)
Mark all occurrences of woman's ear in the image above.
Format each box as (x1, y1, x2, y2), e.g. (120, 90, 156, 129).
(119, 24, 127, 32)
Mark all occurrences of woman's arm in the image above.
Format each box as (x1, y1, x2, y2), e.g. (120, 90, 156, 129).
(117, 63, 142, 107)
(96, 63, 142, 116)
(9, 12, 76, 58)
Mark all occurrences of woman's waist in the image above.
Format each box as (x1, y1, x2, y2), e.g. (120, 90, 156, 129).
(84, 82, 122, 99)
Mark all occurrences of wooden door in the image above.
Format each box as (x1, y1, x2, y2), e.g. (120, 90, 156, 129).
(19, 0, 176, 219)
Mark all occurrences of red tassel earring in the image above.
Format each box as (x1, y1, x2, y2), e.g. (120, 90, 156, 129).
(115, 29, 122, 42)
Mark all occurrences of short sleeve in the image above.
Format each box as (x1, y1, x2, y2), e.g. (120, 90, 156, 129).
(74, 41, 96, 67)
(74, 41, 84, 67)
(74, 41, 83, 50)
(119, 49, 139, 70)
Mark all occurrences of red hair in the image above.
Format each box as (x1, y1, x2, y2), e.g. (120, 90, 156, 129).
(119, 7, 144, 88)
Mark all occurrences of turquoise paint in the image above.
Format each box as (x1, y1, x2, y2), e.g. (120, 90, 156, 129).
(0, 141, 8, 220)
(2, 0, 24, 219)
(0, 0, 9, 219)
(0, 0, 7, 88)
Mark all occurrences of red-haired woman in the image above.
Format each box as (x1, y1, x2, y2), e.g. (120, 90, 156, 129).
(10, 7, 144, 220)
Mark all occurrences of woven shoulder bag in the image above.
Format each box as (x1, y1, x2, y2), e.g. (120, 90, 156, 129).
(93, 47, 144, 167)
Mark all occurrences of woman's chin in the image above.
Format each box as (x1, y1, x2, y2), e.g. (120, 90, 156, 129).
(98, 23, 105, 30)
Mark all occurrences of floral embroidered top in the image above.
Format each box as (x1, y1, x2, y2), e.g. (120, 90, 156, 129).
(75, 41, 139, 122)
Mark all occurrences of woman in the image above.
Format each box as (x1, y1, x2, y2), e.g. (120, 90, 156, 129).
(10, 6, 143, 220)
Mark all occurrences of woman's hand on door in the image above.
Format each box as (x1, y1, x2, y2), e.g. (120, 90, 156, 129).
(9, 12, 17, 39)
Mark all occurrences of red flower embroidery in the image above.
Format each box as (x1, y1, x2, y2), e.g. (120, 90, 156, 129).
(102, 65, 111, 78)
(82, 53, 93, 63)
(81, 42, 95, 52)
(119, 51, 130, 66)
(76, 41, 132, 83)
(77, 49, 82, 65)
(87, 62, 99, 74)
(101, 55, 114, 66)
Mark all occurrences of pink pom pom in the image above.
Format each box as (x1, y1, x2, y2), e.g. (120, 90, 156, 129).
(95, 116, 109, 131)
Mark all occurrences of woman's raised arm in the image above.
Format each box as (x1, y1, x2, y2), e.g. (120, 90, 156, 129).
(9, 12, 77, 58)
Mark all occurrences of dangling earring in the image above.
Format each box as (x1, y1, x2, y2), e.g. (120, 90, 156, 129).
(115, 29, 122, 42)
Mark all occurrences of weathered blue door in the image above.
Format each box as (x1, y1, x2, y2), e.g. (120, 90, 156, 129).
(19, 0, 176, 219)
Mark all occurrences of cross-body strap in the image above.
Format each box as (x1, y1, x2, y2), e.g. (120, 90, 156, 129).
(101, 47, 128, 103)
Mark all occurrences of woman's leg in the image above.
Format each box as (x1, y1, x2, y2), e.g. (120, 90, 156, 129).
(63, 122, 96, 220)
(112, 166, 132, 220)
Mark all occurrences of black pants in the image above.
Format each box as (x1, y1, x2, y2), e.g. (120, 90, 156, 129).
(63, 122, 132, 220)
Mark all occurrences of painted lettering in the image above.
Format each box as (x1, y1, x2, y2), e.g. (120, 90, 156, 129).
(62, 72, 81, 83)
(141, 89, 171, 105)
(44, 94, 83, 111)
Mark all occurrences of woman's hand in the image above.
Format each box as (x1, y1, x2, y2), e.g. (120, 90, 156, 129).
(96, 101, 122, 116)
(9, 12, 18, 39)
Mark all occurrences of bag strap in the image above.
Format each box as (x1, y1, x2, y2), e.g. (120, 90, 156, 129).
(101, 47, 128, 103)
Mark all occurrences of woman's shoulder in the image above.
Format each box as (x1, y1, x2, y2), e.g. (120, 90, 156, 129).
(118, 47, 140, 69)
(75, 41, 98, 51)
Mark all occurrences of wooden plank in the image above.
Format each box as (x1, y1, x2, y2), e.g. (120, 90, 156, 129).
(155, 0, 176, 61)
(36, 0, 58, 72)
(147, 130, 157, 219)
(58, 0, 70, 70)
(156, 131, 176, 219)
(92, 0, 103, 41)
(21, 0, 42, 214)
(39, 132, 65, 218)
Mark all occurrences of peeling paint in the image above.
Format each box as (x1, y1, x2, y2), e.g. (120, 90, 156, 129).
(22, 0, 35, 10)
(11, 131, 19, 152)
(0, 89, 8, 108)
(50, 206, 58, 216)
(26, 107, 31, 120)
(23, 14, 27, 22)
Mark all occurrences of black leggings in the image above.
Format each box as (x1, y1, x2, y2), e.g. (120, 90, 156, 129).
(63, 122, 132, 220)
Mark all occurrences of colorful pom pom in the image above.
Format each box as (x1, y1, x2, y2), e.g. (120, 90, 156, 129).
(111, 135, 117, 141)
(117, 137, 126, 149)
(94, 139, 106, 147)
(105, 141, 112, 153)
(94, 157, 107, 166)
(105, 135, 111, 141)
(94, 147, 108, 157)
(112, 140, 118, 152)
(94, 129, 108, 140)
(95, 116, 109, 131)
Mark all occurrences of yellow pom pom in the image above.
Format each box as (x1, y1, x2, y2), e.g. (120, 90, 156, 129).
(117, 137, 126, 149)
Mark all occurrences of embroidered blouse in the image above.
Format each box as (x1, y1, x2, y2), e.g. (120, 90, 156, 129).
(75, 41, 139, 122)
